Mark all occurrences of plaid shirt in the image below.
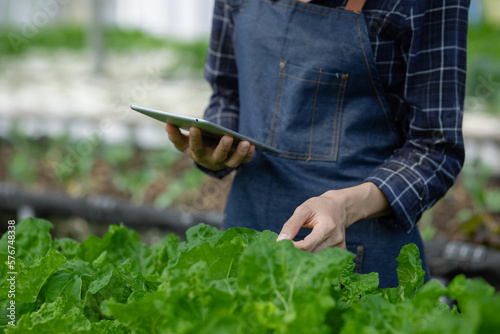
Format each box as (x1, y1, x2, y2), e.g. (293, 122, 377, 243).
(203, 0, 469, 233)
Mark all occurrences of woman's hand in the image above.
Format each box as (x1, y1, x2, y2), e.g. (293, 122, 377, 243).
(277, 182, 392, 253)
(165, 123, 255, 171)
(277, 191, 349, 253)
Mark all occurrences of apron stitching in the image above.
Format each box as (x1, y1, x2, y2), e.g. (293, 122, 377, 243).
(262, 0, 358, 18)
(334, 78, 348, 161)
(233, 0, 253, 35)
(356, 17, 400, 146)
(331, 78, 343, 156)
(269, 60, 285, 145)
(278, 154, 342, 161)
(279, 151, 335, 157)
(271, 63, 287, 147)
(282, 73, 344, 85)
(308, 68, 323, 161)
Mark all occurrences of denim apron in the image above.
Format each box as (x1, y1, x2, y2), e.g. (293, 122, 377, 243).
(224, 0, 429, 288)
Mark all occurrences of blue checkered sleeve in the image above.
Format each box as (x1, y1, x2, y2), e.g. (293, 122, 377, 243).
(365, 0, 469, 232)
(204, 0, 240, 131)
(198, 1, 241, 179)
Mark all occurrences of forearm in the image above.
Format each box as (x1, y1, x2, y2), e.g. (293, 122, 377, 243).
(323, 182, 392, 228)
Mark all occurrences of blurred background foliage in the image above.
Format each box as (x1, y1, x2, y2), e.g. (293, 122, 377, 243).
(0, 21, 498, 110)
(467, 24, 500, 115)
(0, 1, 220, 227)
(1, 125, 207, 210)
(0, 25, 208, 75)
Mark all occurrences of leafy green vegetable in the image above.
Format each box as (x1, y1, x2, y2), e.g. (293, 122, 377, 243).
(381, 243, 426, 304)
(1, 218, 499, 334)
(15, 250, 66, 304)
(0, 218, 54, 266)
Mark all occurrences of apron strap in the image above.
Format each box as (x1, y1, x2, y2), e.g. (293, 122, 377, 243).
(345, 0, 367, 12)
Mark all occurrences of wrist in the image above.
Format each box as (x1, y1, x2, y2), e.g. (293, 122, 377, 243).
(324, 182, 392, 227)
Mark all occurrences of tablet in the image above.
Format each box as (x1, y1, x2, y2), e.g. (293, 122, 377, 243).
(130, 105, 281, 154)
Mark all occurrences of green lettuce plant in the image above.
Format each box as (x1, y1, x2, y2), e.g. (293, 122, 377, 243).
(0, 218, 499, 333)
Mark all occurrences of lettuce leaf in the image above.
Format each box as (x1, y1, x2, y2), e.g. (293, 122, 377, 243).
(0, 218, 53, 266)
(5, 298, 91, 334)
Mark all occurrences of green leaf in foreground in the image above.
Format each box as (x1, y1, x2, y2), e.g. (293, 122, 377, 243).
(236, 235, 353, 334)
(0, 218, 53, 266)
(77, 224, 146, 266)
(382, 243, 426, 304)
(15, 249, 67, 304)
(396, 243, 426, 298)
(1, 218, 499, 334)
(5, 298, 90, 334)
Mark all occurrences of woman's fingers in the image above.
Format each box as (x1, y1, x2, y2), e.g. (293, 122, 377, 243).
(277, 194, 348, 254)
(189, 127, 205, 157)
(213, 138, 254, 167)
(277, 206, 312, 242)
(294, 223, 345, 253)
(212, 135, 233, 163)
(241, 144, 255, 164)
(165, 124, 255, 170)
(165, 123, 189, 152)
(293, 226, 328, 252)
(312, 238, 347, 253)
(226, 141, 251, 168)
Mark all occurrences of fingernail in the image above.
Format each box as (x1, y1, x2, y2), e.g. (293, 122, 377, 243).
(223, 138, 231, 146)
(276, 234, 289, 242)
(240, 142, 249, 150)
(190, 128, 197, 137)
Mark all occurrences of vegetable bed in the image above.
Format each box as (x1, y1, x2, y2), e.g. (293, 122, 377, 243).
(1, 219, 499, 333)
(0, 133, 213, 211)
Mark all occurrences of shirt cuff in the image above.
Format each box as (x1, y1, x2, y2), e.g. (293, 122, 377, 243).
(194, 162, 234, 179)
(365, 163, 426, 234)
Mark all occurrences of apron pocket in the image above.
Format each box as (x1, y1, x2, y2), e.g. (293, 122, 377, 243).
(268, 61, 348, 161)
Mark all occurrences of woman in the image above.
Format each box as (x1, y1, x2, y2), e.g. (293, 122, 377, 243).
(166, 0, 469, 288)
